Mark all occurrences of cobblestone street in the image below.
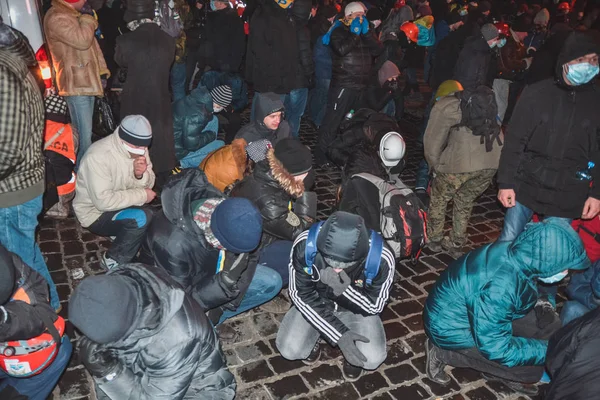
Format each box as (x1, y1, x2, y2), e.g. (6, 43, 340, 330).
(42, 85, 551, 400)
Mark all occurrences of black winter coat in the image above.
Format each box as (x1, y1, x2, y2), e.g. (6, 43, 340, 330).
(329, 24, 383, 89)
(453, 32, 494, 90)
(115, 23, 176, 174)
(544, 306, 600, 400)
(291, 0, 314, 89)
(203, 8, 246, 72)
(497, 32, 600, 218)
(139, 169, 256, 311)
(246, 0, 299, 94)
(235, 92, 290, 144)
(94, 264, 235, 400)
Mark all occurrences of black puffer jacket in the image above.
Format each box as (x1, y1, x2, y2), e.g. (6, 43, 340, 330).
(203, 7, 246, 72)
(235, 93, 291, 144)
(497, 32, 600, 218)
(329, 24, 383, 89)
(139, 169, 256, 311)
(94, 264, 235, 400)
(453, 31, 494, 89)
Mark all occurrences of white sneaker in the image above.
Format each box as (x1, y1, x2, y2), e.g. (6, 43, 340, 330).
(101, 253, 119, 270)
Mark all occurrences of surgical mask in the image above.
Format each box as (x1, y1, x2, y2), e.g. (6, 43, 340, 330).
(539, 270, 569, 284)
(564, 62, 600, 86)
(122, 141, 146, 155)
(459, 8, 468, 16)
(214, 105, 224, 113)
(497, 38, 506, 48)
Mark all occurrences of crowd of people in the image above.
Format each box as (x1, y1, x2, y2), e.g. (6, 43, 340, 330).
(1, 0, 600, 398)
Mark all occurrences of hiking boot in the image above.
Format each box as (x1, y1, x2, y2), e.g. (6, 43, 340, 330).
(481, 374, 539, 396)
(260, 296, 290, 314)
(442, 237, 465, 259)
(302, 342, 322, 365)
(101, 253, 119, 271)
(425, 339, 451, 385)
(428, 240, 443, 253)
(342, 361, 363, 381)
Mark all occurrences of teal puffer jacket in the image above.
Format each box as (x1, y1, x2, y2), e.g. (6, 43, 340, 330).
(172, 86, 215, 159)
(423, 219, 590, 368)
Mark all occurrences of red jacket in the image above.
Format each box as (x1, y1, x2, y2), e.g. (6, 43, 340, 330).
(572, 217, 600, 263)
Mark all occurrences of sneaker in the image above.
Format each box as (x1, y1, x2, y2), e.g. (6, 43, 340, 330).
(302, 341, 322, 365)
(481, 374, 539, 396)
(442, 237, 464, 259)
(428, 241, 443, 252)
(425, 339, 451, 385)
(101, 253, 119, 270)
(342, 361, 363, 381)
(260, 296, 291, 314)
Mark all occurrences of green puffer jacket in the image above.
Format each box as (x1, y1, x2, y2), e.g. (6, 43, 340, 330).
(423, 219, 590, 368)
(172, 86, 215, 160)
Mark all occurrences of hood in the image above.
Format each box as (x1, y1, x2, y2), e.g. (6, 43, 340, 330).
(508, 219, 590, 279)
(378, 60, 400, 86)
(317, 211, 370, 265)
(292, 0, 312, 25)
(555, 31, 600, 87)
(255, 92, 285, 122)
(160, 169, 223, 232)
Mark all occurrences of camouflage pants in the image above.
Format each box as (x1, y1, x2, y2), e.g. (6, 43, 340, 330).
(427, 169, 496, 246)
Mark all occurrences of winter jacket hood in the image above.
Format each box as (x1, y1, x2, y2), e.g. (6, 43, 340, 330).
(235, 93, 290, 144)
(200, 139, 248, 192)
(554, 31, 600, 87)
(264, 149, 305, 198)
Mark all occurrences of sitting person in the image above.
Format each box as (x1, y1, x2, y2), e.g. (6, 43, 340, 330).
(276, 211, 394, 380)
(0, 244, 72, 400)
(235, 93, 290, 151)
(425, 85, 503, 258)
(69, 263, 235, 400)
(199, 138, 249, 193)
(424, 219, 590, 396)
(73, 115, 156, 270)
(173, 85, 233, 169)
(139, 169, 282, 324)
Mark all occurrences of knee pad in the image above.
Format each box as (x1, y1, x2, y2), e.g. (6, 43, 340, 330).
(112, 208, 149, 228)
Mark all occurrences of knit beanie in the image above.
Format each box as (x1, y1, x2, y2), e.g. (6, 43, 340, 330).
(345, 2, 365, 17)
(480, 23, 499, 42)
(274, 138, 312, 176)
(478, 0, 491, 13)
(69, 275, 140, 344)
(118, 115, 152, 147)
(210, 198, 263, 254)
(210, 85, 233, 108)
(378, 60, 401, 86)
(533, 9, 550, 26)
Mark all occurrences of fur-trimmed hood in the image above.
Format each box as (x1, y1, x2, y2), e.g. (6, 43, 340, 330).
(266, 149, 305, 198)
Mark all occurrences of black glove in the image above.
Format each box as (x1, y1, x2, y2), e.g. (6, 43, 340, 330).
(294, 191, 317, 221)
(337, 331, 370, 367)
(79, 336, 121, 378)
(319, 267, 351, 296)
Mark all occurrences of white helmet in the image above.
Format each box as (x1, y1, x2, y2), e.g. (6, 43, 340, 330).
(379, 132, 406, 167)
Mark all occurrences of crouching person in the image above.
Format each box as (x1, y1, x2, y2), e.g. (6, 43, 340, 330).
(74, 115, 156, 270)
(0, 244, 72, 400)
(423, 219, 590, 396)
(69, 263, 236, 400)
(276, 211, 394, 380)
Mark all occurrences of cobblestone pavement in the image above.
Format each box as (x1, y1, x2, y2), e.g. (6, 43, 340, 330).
(42, 82, 553, 400)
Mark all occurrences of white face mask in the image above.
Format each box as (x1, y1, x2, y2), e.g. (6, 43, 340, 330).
(122, 141, 146, 155)
(372, 19, 382, 28)
(214, 105, 224, 113)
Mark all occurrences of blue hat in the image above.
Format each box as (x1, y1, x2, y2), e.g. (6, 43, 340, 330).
(210, 198, 263, 253)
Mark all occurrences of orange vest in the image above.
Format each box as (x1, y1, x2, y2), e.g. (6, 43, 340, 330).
(44, 120, 76, 196)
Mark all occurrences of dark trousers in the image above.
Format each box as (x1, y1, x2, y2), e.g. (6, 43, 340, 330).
(435, 309, 561, 383)
(88, 206, 154, 264)
(220, 110, 243, 144)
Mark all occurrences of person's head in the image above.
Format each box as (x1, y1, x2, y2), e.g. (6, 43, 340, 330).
(69, 274, 140, 344)
(124, 0, 155, 22)
(63, 0, 88, 11)
(480, 23, 500, 47)
(210, 85, 233, 113)
(478, 0, 491, 16)
(118, 115, 152, 156)
(557, 1, 570, 15)
(209, 198, 263, 253)
(318, 211, 370, 271)
(399, 22, 419, 43)
(318, 4, 338, 23)
(434, 79, 463, 101)
(210, 0, 229, 11)
(367, 7, 383, 28)
(255, 92, 285, 131)
(533, 8, 549, 30)
(563, 53, 599, 85)
(344, 2, 365, 21)
(264, 111, 283, 130)
(378, 60, 400, 87)
(558, 31, 600, 86)
(0, 246, 16, 305)
(273, 138, 312, 183)
(379, 132, 406, 167)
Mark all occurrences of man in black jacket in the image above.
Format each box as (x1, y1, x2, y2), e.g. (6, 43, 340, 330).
(316, 2, 383, 166)
(69, 263, 236, 400)
(276, 211, 394, 380)
(203, 0, 245, 73)
(453, 23, 500, 89)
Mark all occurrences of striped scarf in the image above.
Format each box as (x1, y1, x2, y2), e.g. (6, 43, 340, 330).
(193, 198, 225, 249)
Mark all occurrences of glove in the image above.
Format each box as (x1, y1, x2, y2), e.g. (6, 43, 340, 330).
(337, 331, 370, 367)
(361, 17, 369, 35)
(350, 17, 362, 35)
(294, 191, 317, 221)
(319, 267, 351, 296)
(79, 336, 121, 378)
(80, 3, 94, 16)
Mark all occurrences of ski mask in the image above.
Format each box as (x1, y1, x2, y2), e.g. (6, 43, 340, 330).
(564, 62, 600, 85)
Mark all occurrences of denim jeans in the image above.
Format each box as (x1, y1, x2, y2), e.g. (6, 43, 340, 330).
(258, 240, 292, 285)
(276, 307, 387, 370)
(0, 195, 59, 310)
(0, 336, 72, 400)
(180, 141, 225, 169)
(560, 301, 591, 325)
(403, 67, 419, 94)
(170, 62, 187, 103)
(415, 93, 436, 191)
(284, 88, 309, 138)
(218, 265, 283, 323)
(309, 78, 330, 128)
(66, 95, 95, 169)
(382, 99, 396, 118)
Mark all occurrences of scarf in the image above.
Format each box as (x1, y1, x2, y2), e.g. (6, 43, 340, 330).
(193, 198, 225, 249)
(126, 18, 159, 32)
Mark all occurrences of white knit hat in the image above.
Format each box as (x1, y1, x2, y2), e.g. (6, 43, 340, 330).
(345, 2, 366, 17)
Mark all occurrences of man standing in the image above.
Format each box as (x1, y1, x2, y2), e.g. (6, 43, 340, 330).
(0, 21, 60, 311)
(453, 23, 500, 90)
(44, 0, 109, 165)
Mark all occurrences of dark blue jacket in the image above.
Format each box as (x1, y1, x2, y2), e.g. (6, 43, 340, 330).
(314, 35, 332, 80)
(566, 259, 600, 311)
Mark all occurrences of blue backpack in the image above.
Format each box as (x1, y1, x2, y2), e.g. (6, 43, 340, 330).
(304, 222, 384, 286)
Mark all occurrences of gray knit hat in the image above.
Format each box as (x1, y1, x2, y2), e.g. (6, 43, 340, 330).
(480, 23, 499, 42)
(118, 115, 152, 147)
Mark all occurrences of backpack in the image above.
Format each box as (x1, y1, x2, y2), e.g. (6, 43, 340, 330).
(352, 173, 427, 261)
(304, 221, 384, 286)
(156, 0, 183, 38)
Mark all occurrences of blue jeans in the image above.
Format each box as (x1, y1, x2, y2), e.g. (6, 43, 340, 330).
(66, 95, 95, 169)
(170, 62, 187, 103)
(382, 99, 395, 118)
(284, 88, 309, 138)
(258, 240, 292, 285)
(560, 301, 591, 325)
(309, 78, 330, 128)
(0, 195, 60, 310)
(179, 116, 222, 168)
(0, 336, 72, 400)
(415, 93, 435, 190)
(219, 265, 283, 323)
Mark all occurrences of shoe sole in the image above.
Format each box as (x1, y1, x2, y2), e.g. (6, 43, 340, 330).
(342, 367, 362, 382)
(425, 339, 451, 386)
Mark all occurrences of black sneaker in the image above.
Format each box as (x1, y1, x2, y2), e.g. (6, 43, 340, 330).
(342, 361, 363, 381)
(425, 339, 451, 385)
(481, 374, 539, 396)
(302, 342, 321, 365)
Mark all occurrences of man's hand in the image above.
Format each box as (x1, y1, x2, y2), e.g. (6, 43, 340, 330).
(582, 197, 600, 219)
(337, 331, 370, 367)
(78, 337, 121, 378)
(133, 157, 147, 179)
(145, 188, 157, 203)
(319, 267, 351, 296)
(498, 189, 516, 208)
